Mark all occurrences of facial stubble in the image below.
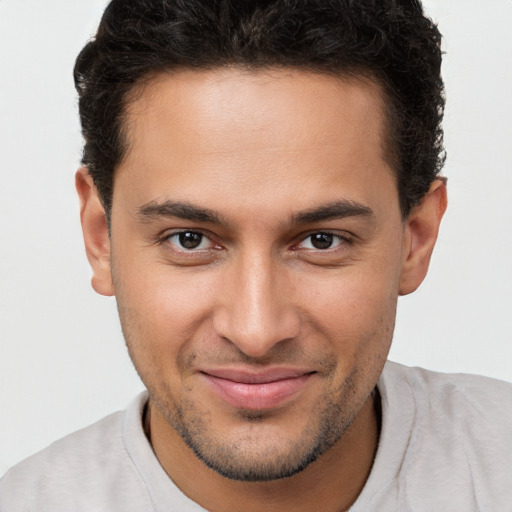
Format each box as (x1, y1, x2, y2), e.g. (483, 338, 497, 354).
(113, 267, 387, 483)
(159, 373, 366, 482)
(128, 332, 370, 482)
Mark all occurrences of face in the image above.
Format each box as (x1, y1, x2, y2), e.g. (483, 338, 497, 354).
(78, 68, 443, 482)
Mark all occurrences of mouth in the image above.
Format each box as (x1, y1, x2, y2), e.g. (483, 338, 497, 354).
(199, 368, 317, 410)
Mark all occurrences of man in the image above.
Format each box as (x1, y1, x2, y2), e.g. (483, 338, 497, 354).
(1, 0, 511, 510)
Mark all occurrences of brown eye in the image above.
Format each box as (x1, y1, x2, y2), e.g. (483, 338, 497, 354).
(297, 232, 347, 251)
(179, 232, 203, 249)
(166, 231, 213, 251)
(310, 233, 334, 249)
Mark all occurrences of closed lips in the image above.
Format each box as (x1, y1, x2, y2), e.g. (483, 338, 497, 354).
(200, 368, 316, 409)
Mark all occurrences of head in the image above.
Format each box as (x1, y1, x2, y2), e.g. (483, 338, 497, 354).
(75, 0, 447, 484)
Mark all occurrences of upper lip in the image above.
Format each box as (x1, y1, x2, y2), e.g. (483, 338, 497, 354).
(200, 367, 315, 384)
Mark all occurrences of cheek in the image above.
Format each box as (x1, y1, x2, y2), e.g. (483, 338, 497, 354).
(113, 258, 218, 354)
(307, 274, 397, 400)
(113, 269, 216, 404)
(298, 261, 400, 354)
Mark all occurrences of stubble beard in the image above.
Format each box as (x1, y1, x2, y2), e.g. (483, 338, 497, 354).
(146, 372, 363, 482)
(113, 272, 386, 483)
(118, 316, 377, 482)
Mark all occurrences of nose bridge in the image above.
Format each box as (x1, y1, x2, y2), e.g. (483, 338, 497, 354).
(214, 247, 300, 357)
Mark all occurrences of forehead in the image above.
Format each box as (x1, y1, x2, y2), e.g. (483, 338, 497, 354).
(124, 67, 387, 155)
(115, 68, 397, 221)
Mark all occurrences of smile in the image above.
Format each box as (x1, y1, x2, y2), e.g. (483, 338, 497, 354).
(199, 368, 316, 410)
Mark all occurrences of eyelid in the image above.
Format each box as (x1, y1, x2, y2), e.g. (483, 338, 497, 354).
(292, 230, 353, 250)
(155, 228, 354, 257)
(159, 229, 220, 251)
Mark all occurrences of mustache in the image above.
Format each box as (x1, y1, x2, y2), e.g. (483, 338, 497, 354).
(178, 341, 337, 375)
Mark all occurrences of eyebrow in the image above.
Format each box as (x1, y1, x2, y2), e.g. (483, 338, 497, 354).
(291, 200, 374, 225)
(137, 198, 374, 226)
(137, 200, 227, 225)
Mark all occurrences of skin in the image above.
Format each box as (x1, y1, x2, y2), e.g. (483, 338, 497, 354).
(76, 68, 447, 511)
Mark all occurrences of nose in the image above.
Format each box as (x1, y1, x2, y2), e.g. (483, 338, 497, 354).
(212, 252, 301, 358)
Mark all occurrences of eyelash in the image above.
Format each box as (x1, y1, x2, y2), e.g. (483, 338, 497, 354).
(158, 230, 352, 254)
(294, 232, 351, 252)
(160, 230, 220, 252)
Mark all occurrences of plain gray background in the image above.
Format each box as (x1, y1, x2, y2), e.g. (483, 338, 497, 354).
(1, 0, 511, 474)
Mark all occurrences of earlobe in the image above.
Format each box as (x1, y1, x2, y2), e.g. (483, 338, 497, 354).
(399, 179, 447, 296)
(75, 167, 114, 296)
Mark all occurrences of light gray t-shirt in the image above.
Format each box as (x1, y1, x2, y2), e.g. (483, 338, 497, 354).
(1, 361, 511, 511)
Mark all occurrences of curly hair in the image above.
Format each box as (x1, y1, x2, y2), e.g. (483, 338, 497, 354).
(74, 0, 445, 217)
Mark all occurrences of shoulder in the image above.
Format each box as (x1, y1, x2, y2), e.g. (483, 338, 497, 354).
(381, 361, 512, 458)
(0, 394, 152, 512)
(382, 360, 512, 424)
(368, 362, 512, 511)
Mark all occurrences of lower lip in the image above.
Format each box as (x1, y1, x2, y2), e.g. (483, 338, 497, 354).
(201, 373, 313, 410)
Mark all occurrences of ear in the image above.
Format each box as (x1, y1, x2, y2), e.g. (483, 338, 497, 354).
(75, 167, 114, 296)
(399, 179, 447, 296)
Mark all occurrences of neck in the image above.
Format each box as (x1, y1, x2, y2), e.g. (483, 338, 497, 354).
(145, 391, 380, 512)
